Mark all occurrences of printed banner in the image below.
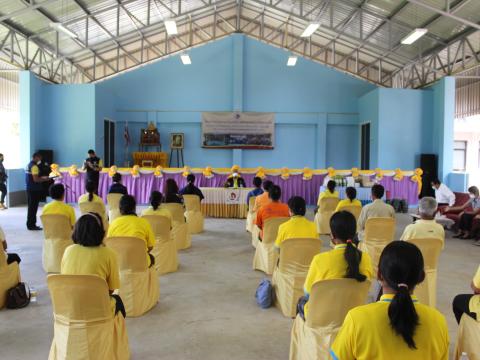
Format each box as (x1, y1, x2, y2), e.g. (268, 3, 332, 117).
(225, 189, 242, 204)
(202, 112, 275, 149)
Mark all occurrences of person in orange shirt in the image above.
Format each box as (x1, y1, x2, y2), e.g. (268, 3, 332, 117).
(253, 180, 274, 212)
(255, 185, 289, 240)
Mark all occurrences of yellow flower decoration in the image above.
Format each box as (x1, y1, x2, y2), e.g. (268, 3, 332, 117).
(108, 165, 118, 177)
(375, 168, 384, 180)
(231, 164, 240, 173)
(203, 166, 214, 178)
(303, 167, 313, 181)
(256, 166, 266, 179)
(327, 167, 336, 178)
(154, 166, 163, 178)
(68, 165, 79, 177)
(393, 168, 404, 181)
(351, 167, 360, 178)
(49, 163, 62, 178)
(182, 166, 191, 177)
(131, 165, 140, 178)
(411, 168, 423, 194)
(280, 167, 290, 180)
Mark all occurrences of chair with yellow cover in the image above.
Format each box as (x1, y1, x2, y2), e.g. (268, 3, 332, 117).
(272, 238, 322, 318)
(107, 193, 123, 223)
(162, 203, 191, 250)
(339, 205, 362, 221)
(251, 225, 260, 248)
(252, 217, 289, 275)
(246, 196, 257, 233)
(142, 215, 178, 275)
(79, 201, 109, 230)
(358, 217, 395, 277)
(314, 198, 340, 235)
(406, 237, 443, 307)
(289, 278, 371, 360)
(40, 214, 74, 273)
(47, 274, 130, 360)
(0, 250, 21, 309)
(105, 237, 159, 317)
(183, 195, 204, 234)
(454, 314, 480, 360)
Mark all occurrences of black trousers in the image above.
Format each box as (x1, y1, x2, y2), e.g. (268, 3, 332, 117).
(0, 182, 6, 203)
(149, 253, 155, 268)
(459, 213, 475, 232)
(296, 296, 308, 320)
(110, 294, 126, 318)
(26, 190, 43, 228)
(453, 294, 477, 324)
(86, 173, 100, 194)
(6, 253, 21, 265)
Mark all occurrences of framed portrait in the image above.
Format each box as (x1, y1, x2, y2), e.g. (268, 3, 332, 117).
(170, 133, 184, 149)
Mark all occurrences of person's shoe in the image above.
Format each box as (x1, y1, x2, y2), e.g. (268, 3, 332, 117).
(27, 226, 43, 231)
(474, 240, 480, 246)
(0, 203, 6, 210)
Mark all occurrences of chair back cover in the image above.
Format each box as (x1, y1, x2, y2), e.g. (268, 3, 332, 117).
(306, 278, 371, 328)
(183, 195, 201, 212)
(339, 205, 361, 220)
(263, 217, 290, 244)
(319, 197, 340, 212)
(105, 237, 148, 272)
(362, 217, 396, 275)
(142, 215, 171, 244)
(107, 193, 123, 211)
(279, 238, 322, 273)
(248, 196, 256, 212)
(41, 214, 74, 273)
(162, 203, 186, 224)
(41, 214, 72, 240)
(0, 253, 20, 309)
(316, 198, 340, 234)
(454, 314, 480, 360)
(79, 201, 105, 217)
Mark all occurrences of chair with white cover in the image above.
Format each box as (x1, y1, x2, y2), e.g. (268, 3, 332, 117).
(79, 201, 108, 230)
(107, 193, 123, 223)
(251, 225, 260, 248)
(162, 203, 191, 250)
(406, 237, 443, 307)
(0, 250, 21, 309)
(183, 195, 204, 234)
(252, 217, 289, 275)
(142, 215, 178, 275)
(289, 278, 371, 360)
(246, 196, 257, 233)
(40, 214, 73, 273)
(314, 198, 340, 235)
(47, 274, 130, 360)
(358, 217, 395, 277)
(272, 238, 322, 318)
(105, 237, 159, 317)
(454, 314, 480, 360)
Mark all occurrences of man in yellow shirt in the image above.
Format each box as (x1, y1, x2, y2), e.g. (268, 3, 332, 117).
(107, 195, 156, 267)
(452, 265, 480, 324)
(400, 197, 445, 247)
(42, 184, 76, 227)
(253, 180, 273, 212)
(275, 196, 317, 248)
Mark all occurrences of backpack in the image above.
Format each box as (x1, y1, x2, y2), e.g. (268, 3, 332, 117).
(6, 282, 31, 309)
(255, 278, 274, 309)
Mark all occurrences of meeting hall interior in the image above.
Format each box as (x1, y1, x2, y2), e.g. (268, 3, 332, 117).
(0, 0, 480, 359)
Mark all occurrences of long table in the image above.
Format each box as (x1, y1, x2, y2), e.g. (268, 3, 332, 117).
(200, 187, 251, 219)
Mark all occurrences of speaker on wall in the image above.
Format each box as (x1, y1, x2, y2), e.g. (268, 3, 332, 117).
(420, 154, 437, 198)
(37, 149, 54, 165)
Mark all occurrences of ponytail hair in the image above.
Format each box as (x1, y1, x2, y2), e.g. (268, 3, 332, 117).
(85, 181, 95, 202)
(346, 186, 357, 202)
(330, 211, 366, 282)
(379, 241, 425, 349)
(150, 191, 163, 211)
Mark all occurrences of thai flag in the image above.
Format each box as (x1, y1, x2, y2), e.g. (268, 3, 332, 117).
(124, 124, 131, 146)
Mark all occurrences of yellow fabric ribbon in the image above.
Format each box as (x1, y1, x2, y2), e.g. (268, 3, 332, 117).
(182, 166, 191, 177)
(303, 167, 313, 181)
(108, 165, 118, 177)
(411, 168, 423, 194)
(393, 168, 404, 181)
(375, 168, 384, 180)
(131, 165, 140, 177)
(49, 164, 62, 178)
(68, 165, 79, 177)
(327, 167, 336, 178)
(256, 167, 266, 179)
(203, 166, 214, 178)
(351, 167, 360, 178)
(154, 166, 163, 177)
(280, 167, 290, 180)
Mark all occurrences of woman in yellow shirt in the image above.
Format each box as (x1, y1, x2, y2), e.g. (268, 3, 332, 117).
(299, 211, 372, 319)
(78, 181, 107, 220)
(330, 241, 449, 360)
(452, 265, 480, 323)
(61, 213, 125, 317)
(317, 180, 339, 206)
(335, 186, 362, 212)
(141, 191, 172, 222)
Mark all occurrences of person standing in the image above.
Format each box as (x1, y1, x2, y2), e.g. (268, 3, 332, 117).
(0, 153, 7, 210)
(25, 152, 51, 230)
(83, 149, 102, 194)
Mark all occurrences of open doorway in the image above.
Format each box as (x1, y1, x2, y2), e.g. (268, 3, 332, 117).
(360, 123, 370, 170)
(104, 119, 115, 167)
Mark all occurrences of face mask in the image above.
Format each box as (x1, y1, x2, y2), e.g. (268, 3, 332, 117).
(432, 186, 436, 190)
(37, 160, 42, 165)
(470, 194, 475, 199)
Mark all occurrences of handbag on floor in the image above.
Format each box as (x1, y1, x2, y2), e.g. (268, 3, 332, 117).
(256, 278, 274, 309)
(6, 282, 31, 309)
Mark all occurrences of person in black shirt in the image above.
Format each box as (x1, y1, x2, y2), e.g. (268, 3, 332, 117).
(83, 149, 102, 194)
(179, 174, 204, 201)
(108, 173, 128, 195)
(224, 172, 246, 188)
(164, 178, 183, 204)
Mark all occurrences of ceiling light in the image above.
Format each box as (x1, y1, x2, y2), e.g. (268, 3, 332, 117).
(301, 23, 320, 37)
(181, 54, 191, 65)
(164, 20, 178, 35)
(401, 28, 428, 45)
(49, 22, 77, 38)
(287, 55, 297, 67)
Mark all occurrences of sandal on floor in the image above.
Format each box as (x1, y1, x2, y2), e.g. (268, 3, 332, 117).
(473, 240, 480, 246)
(461, 234, 472, 239)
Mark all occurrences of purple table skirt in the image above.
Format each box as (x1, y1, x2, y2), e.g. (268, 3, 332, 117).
(58, 172, 419, 206)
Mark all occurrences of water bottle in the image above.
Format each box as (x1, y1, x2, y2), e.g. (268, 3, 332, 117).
(460, 352, 470, 360)
(30, 286, 37, 303)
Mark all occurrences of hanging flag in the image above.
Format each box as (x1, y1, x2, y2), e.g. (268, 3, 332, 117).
(124, 123, 131, 146)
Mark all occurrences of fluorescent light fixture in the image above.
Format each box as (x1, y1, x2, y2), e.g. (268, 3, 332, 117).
(287, 55, 298, 67)
(164, 20, 178, 35)
(401, 28, 428, 45)
(49, 22, 77, 38)
(301, 23, 320, 37)
(181, 54, 191, 65)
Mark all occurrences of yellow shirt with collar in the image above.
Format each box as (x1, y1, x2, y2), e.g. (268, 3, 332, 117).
(107, 214, 156, 267)
(42, 200, 76, 227)
(330, 294, 449, 360)
(400, 219, 445, 248)
(469, 266, 480, 316)
(141, 207, 173, 222)
(274, 216, 318, 248)
(303, 244, 373, 318)
(317, 190, 339, 206)
(78, 193, 106, 210)
(335, 199, 362, 212)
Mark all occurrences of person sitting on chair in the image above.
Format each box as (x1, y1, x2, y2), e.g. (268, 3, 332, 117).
(61, 213, 125, 317)
(275, 196, 317, 249)
(255, 185, 289, 241)
(141, 191, 172, 223)
(42, 184, 76, 228)
(108, 173, 128, 195)
(224, 172, 246, 188)
(164, 179, 183, 204)
(298, 211, 372, 320)
(246, 177, 264, 208)
(179, 174, 204, 201)
(335, 187, 362, 212)
(253, 180, 274, 212)
(0, 225, 21, 265)
(452, 264, 480, 324)
(315, 180, 339, 214)
(107, 195, 156, 268)
(446, 186, 480, 240)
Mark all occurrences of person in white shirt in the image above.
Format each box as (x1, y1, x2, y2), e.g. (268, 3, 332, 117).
(431, 179, 455, 206)
(446, 186, 480, 239)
